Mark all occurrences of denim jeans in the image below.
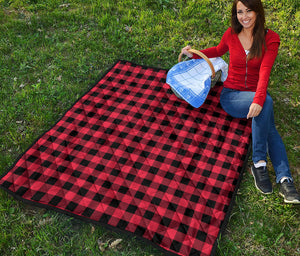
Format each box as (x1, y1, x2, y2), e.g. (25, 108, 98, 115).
(220, 87, 292, 183)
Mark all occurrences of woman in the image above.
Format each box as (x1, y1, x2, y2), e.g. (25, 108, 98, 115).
(181, 0, 300, 204)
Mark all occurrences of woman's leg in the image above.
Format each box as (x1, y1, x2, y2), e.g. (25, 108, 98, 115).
(220, 88, 252, 119)
(220, 87, 299, 203)
(220, 88, 272, 193)
(220, 88, 268, 160)
(266, 110, 300, 204)
(267, 108, 292, 183)
(220, 88, 291, 179)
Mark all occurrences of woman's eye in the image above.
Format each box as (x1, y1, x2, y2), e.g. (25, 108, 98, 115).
(247, 9, 253, 12)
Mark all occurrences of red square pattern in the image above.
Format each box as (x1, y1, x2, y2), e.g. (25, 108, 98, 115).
(0, 61, 251, 256)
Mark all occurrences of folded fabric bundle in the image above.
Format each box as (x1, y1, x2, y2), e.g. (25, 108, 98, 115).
(166, 58, 228, 108)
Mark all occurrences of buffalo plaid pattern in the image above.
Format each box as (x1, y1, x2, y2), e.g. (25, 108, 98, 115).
(0, 60, 251, 256)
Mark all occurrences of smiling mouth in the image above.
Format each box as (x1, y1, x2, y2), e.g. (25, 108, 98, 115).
(242, 20, 250, 24)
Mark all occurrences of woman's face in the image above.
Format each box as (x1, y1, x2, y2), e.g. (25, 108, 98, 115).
(236, 1, 257, 30)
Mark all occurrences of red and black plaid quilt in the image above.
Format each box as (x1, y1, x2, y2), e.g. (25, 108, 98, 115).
(0, 60, 252, 256)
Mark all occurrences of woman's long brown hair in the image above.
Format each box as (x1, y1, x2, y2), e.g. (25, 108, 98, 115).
(231, 0, 266, 59)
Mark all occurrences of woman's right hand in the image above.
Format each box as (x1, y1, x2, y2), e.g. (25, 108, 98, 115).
(181, 45, 193, 58)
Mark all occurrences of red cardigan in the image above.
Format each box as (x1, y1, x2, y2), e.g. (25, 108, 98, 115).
(192, 27, 280, 107)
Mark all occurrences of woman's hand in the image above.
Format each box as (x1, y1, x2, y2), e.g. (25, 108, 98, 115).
(181, 45, 193, 58)
(247, 103, 262, 119)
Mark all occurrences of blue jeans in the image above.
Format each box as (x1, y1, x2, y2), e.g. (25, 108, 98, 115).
(220, 87, 292, 183)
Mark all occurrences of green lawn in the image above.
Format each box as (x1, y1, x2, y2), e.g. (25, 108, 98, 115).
(0, 0, 299, 255)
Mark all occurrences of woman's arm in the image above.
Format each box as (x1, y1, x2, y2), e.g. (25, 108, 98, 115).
(247, 42, 278, 118)
(247, 31, 280, 118)
(252, 40, 280, 107)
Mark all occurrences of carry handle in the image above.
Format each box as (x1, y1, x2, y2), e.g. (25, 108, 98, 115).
(178, 49, 216, 78)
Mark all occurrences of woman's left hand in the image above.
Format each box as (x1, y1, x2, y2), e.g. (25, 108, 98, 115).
(247, 103, 262, 119)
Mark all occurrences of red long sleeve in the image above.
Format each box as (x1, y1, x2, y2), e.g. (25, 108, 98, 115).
(252, 38, 280, 106)
(192, 28, 280, 107)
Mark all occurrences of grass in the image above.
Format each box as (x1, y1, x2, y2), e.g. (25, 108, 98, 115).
(0, 0, 299, 255)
